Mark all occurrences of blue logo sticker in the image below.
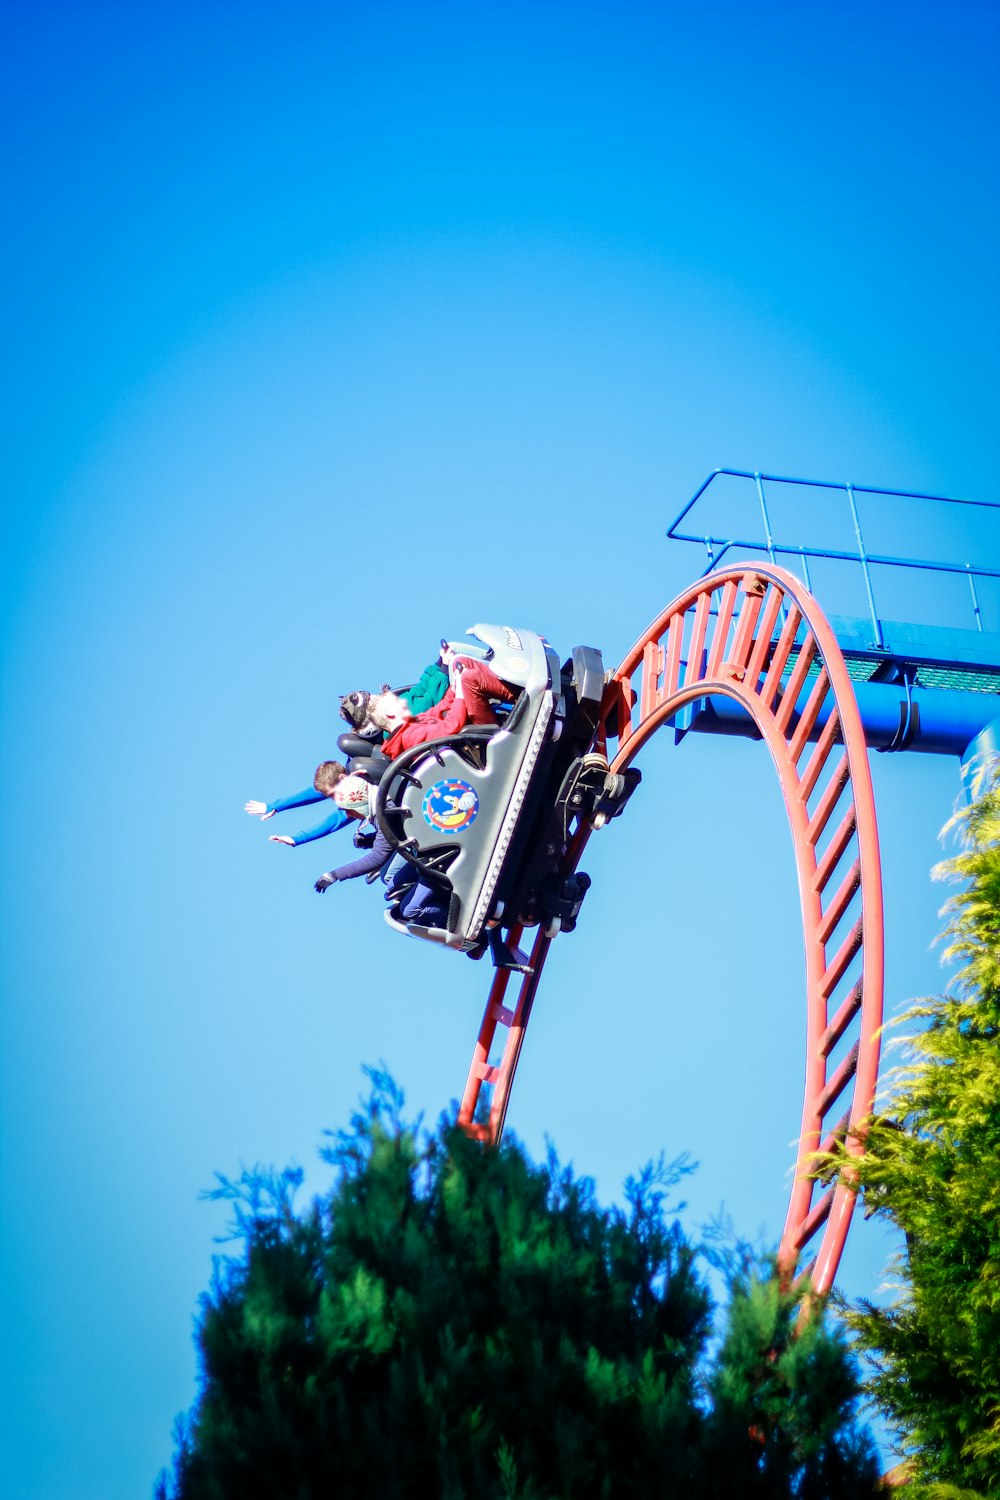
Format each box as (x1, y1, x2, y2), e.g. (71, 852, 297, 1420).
(422, 778, 479, 833)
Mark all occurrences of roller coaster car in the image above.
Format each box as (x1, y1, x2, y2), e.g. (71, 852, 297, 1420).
(369, 624, 641, 956)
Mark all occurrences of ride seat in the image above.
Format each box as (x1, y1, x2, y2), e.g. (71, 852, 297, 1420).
(336, 731, 392, 783)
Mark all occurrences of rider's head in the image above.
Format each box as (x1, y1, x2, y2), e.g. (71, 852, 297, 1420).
(369, 692, 413, 734)
(313, 760, 347, 798)
(332, 774, 374, 818)
(339, 689, 380, 735)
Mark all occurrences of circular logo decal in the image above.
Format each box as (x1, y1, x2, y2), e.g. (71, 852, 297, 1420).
(422, 778, 479, 832)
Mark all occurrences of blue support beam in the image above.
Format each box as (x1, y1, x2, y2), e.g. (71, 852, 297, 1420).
(677, 682, 999, 761)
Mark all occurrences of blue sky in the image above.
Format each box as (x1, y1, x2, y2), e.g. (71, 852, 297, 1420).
(2, 4, 998, 1495)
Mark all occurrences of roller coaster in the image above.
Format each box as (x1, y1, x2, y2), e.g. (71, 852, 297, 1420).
(456, 470, 1000, 1296)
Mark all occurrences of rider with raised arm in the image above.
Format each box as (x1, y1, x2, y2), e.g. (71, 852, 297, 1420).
(371, 655, 515, 759)
(244, 761, 352, 847)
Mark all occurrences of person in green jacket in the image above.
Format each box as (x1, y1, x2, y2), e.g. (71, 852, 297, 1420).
(401, 657, 451, 714)
(340, 647, 451, 739)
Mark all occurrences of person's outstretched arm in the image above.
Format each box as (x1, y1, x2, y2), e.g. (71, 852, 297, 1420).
(269, 807, 353, 847)
(244, 800, 275, 820)
(315, 829, 394, 890)
(245, 786, 326, 820)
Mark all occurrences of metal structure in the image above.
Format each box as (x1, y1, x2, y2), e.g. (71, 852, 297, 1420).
(669, 470, 1000, 798)
(457, 473, 1000, 1297)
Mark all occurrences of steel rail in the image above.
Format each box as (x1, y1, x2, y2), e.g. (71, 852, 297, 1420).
(459, 564, 885, 1297)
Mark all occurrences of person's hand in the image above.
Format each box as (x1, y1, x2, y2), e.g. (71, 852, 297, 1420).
(440, 643, 456, 668)
(453, 666, 465, 700)
(269, 835, 295, 846)
(245, 800, 275, 820)
(315, 872, 337, 893)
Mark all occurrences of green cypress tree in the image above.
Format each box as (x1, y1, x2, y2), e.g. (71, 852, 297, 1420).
(706, 1268, 881, 1499)
(157, 1070, 880, 1499)
(845, 769, 1000, 1497)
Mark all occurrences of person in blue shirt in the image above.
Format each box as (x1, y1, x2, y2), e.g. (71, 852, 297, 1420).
(244, 760, 354, 847)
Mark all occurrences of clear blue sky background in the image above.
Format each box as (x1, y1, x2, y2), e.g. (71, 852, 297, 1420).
(2, 4, 998, 1495)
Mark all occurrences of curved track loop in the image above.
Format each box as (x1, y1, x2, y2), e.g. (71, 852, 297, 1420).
(458, 564, 884, 1296)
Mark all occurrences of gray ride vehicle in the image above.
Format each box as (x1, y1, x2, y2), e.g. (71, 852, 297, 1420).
(338, 625, 640, 968)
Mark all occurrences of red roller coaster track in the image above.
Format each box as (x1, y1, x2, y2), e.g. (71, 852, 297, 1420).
(458, 564, 884, 1296)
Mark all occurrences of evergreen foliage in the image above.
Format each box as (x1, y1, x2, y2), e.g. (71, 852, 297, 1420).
(157, 1070, 879, 1499)
(707, 1270, 883, 1498)
(844, 769, 1000, 1498)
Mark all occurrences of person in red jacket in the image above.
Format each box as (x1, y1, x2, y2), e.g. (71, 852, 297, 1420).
(440, 648, 517, 725)
(373, 657, 516, 759)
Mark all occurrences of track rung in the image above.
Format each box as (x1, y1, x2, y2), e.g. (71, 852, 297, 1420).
(794, 1186, 834, 1251)
(793, 1256, 818, 1293)
(475, 1061, 500, 1084)
(819, 981, 864, 1058)
(818, 1111, 852, 1157)
(684, 592, 713, 690)
(726, 578, 766, 670)
(788, 667, 831, 763)
(706, 580, 740, 677)
(807, 755, 850, 846)
(815, 1040, 860, 1119)
(759, 605, 803, 710)
(490, 1003, 515, 1029)
(744, 585, 785, 687)
(640, 641, 664, 721)
(663, 614, 683, 698)
(799, 711, 842, 803)
(817, 859, 861, 945)
(813, 806, 857, 893)
(820, 918, 863, 998)
(774, 635, 817, 735)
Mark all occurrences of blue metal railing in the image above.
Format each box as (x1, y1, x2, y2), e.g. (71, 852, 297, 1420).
(667, 469, 1000, 646)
